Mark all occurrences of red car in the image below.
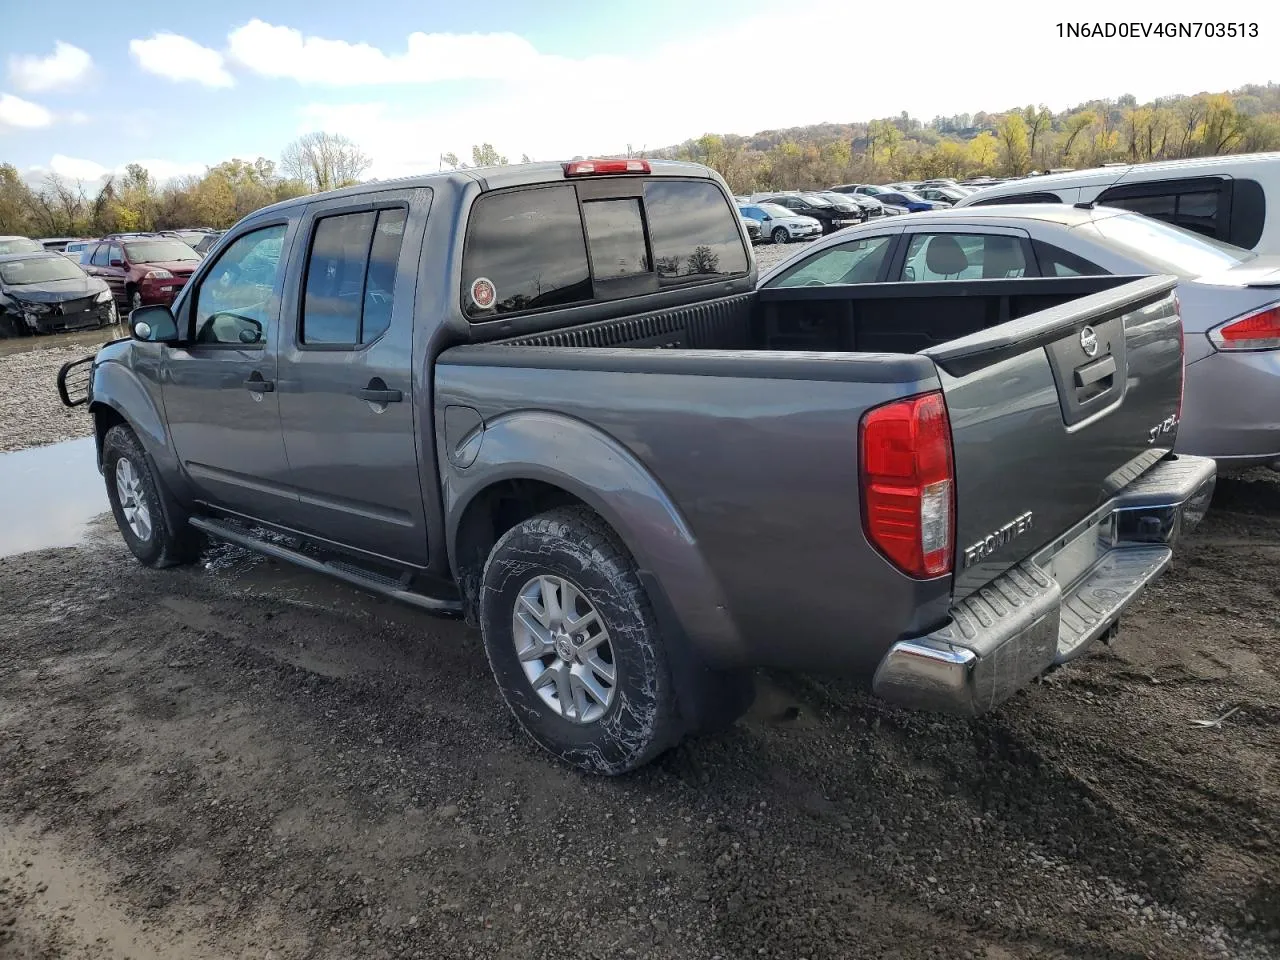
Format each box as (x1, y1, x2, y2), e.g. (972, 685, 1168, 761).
(81, 236, 201, 313)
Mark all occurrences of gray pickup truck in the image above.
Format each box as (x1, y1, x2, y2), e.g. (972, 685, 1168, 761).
(58, 159, 1215, 774)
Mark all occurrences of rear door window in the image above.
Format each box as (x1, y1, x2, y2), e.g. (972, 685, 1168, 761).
(89, 244, 108, 267)
(901, 233, 1029, 281)
(301, 207, 407, 346)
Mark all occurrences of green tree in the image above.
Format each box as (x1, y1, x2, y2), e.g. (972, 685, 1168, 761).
(470, 143, 508, 167)
(997, 113, 1031, 175)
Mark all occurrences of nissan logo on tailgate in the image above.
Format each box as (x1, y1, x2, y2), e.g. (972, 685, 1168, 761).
(1079, 325, 1099, 357)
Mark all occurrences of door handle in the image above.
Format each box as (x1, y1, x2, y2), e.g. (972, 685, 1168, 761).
(244, 374, 274, 393)
(357, 387, 403, 403)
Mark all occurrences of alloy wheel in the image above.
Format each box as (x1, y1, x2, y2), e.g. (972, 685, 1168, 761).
(512, 574, 616, 724)
(114, 457, 152, 542)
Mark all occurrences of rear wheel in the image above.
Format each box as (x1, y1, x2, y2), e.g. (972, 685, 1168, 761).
(479, 506, 682, 775)
(102, 424, 202, 567)
(772, 227, 789, 245)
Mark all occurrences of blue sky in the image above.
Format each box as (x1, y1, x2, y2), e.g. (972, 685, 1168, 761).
(1, 0, 1276, 187)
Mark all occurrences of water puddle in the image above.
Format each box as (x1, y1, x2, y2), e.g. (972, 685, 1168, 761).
(0, 437, 110, 558)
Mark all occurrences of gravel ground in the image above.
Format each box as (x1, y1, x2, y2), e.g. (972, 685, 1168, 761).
(2, 474, 1279, 959)
(0, 331, 113, 453)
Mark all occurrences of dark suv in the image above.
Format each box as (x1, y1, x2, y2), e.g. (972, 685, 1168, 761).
(82, 237, 202, 311)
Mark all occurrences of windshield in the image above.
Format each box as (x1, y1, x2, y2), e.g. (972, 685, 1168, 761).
(799, 195, 832, 207)
(0, 238, 43, 255)
(758, 203, 793, 219)
(0, 256, 86, 285)
(169, 231, 208, 245)
(124, 239, 199, 264)
(862, 185, 891, 196)
(895, 191, 925, 202)
(1085, 213, 1256, 277)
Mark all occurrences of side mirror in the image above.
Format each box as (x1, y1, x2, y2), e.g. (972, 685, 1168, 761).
(130, 304, 180, 343)
(109, 259, 124, 268)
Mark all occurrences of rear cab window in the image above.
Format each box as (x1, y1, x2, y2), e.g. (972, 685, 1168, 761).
(461, 177, 748, 320)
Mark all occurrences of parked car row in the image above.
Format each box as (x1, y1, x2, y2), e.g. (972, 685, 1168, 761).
(0, 228, 217, 336)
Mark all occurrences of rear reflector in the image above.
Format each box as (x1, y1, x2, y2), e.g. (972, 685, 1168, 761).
(563, 159, 651, 176)
(859, 391, 955, 579)
(1174, 293, 1184, 419)
(1209, 303, 1280, 351)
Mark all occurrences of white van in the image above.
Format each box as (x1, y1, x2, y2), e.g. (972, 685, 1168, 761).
(953, 152, 1280, 253)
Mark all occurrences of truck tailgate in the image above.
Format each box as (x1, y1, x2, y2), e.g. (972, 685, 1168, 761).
(922, 275, 1185, 598)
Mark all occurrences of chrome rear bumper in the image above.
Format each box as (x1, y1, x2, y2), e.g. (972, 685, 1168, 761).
(872, 454, 1216, 717)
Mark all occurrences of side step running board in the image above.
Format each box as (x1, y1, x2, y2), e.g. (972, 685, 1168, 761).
(189, 516, 463, 617)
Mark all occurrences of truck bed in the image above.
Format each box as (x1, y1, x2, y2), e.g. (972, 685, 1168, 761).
(436, 275, 1184, 681)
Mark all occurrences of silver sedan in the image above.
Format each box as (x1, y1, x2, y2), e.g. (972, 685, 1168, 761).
(757, 204, 1280, 469)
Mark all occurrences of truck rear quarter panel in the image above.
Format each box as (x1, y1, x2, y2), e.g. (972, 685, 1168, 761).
(435, 349, 954, 674)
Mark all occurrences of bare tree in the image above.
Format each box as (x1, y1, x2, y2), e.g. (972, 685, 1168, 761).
(281, 132, 371, 192)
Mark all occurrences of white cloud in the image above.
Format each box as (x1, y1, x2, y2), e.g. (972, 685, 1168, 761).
(8, 42, 92, 92)
(41, 155, 207, 184)
(227, 19, 568, 85)
(277, 0, 1279, 178)
(0, 92, 53, 131)
(49, 155, 108, 180)
(130, 33, 234, 88)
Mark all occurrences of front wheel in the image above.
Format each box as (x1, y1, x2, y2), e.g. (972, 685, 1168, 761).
(129, 288, 143, 312)
(102, 424, 203, 567)
(479, 506, 681, 775)
(771, 227, 789, 245)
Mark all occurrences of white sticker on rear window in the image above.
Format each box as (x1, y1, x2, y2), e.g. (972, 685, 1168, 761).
(470, 277, 496, 310)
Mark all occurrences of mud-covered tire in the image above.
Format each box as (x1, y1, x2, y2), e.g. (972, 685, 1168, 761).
(102, 424, 202, 568)
(479, 506, 681, 775)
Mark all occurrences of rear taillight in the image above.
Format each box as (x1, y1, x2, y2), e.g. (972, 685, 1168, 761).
(859, 391, 955, 579)
(563, 159, 651, 177)
(1209, 303, 1280, 351)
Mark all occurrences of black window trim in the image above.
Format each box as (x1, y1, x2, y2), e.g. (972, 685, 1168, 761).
(1096, 174, 1233, 242)
(460, 177, 751, 324)
(969, 191, 1063, 207)
(295, 202, 410, 353)
(185, 218, 292, 351)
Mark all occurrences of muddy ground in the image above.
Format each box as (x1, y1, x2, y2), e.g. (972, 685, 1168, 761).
(3, 483, 1279, 960)
(2, 257, 1278, 959)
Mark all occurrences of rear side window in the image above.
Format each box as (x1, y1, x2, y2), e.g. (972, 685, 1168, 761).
(301, 208, 406, 346)
(1032, 240, 1106, 277)
(462, 179, 747, 320)
(644, 180, 748, 282)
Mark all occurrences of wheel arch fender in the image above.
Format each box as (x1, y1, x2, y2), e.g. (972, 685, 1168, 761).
(445, 410, 744, 666)
(88, 359, 186, 501)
